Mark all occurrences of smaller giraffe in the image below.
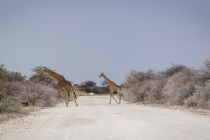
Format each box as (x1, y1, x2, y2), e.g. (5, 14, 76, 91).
(99, 73, 124, 104)
(42, 67, 78, 107)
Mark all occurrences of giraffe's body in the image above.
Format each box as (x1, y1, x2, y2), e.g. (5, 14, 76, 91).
(99, 73, 124, 104)
(42, 67, 78, 107)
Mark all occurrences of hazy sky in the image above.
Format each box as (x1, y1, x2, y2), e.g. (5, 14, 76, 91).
(0, 0, 210, 85)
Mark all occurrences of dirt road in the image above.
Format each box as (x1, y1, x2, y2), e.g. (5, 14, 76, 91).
(1, 96, 210, 140)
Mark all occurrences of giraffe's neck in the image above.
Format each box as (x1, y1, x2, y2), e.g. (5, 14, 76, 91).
(102, 74, 112, 86)
(46, 69, 64, 81)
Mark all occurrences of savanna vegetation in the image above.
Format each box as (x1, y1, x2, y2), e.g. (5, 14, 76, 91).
(123, 57, 210, 109)
(0, 56, 210, 117)
(0, 65, 109, 116)
(77, 80, 109, 94)
(0, 66, 57, 115)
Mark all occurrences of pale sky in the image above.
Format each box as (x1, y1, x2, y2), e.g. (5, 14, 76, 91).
(0, 0, 210, 85)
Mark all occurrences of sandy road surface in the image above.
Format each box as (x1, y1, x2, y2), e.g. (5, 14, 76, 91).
(1, 96, 210, 140)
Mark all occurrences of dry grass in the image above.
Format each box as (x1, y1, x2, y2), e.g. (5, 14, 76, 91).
(77, 91, 91, 96)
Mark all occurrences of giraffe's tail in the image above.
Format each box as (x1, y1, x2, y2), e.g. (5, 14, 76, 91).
(121, 94, 124, 97)
(73, 92, 77, 99)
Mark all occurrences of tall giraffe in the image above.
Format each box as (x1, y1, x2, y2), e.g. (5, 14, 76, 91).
(99, 73, 124, 104)
(42, 67, 78, 107)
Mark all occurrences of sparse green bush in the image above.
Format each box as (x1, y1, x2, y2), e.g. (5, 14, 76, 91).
(29, 66, 57, 87)
(0, 64, 26, 82)
(0, 65, 26, 113)
(6, 71, 25, 82)
(0, 96, 21, 113)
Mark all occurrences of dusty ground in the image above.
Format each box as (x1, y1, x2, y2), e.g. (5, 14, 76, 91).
(1, 96, 210, 140)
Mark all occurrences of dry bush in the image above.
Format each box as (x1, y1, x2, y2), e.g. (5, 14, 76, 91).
(144, 77, 167, 104)
(0, 65, 57, 115)
(199, 57, 210, 83)
(123, 61, 210, 109)
(162, 64, 186, 78)
(163, 67, 199, 105)
(0, 81, 57, 113)
(186, 80, 210, 109)
(0, 81, 23, 98)
(123, 67, 198, 105)
(123, 70, 156, 102)
(21, 81, 56, 107)
(123, 70, 154, 88)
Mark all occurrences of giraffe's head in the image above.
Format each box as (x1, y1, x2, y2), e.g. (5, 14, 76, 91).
(42, 67, 48, 74)
(99, 73, 104, 78)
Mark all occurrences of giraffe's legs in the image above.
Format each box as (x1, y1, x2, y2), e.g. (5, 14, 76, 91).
(109, 92, 112, 104)
(117, 89, 122, 104)
(110, 91, 119, 104)
(68, 92, 70, 102)
(64, 87, 70, 105)
(119, 94, 121, 104)
(73, 91, 78, 106)
(113, 95, 119, 104)
(65, 89, 78, 106)
(63, 90, 68, 107)
(56, 88, 61, 106)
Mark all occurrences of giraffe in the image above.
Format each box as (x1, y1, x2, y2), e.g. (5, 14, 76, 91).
(42, 67, 78, 107)
(99, 73, 124, 104)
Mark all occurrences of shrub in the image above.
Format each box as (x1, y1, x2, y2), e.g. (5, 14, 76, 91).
(199, 57, 210, 83)
(161, 64, 186, 78)
(163, 67, 199, 105)
(6, 71, 25, 82)
(123, 70, 157, 102)
(0, 65, 60, 114)
(0, 96, 21, 113)
(123, 66, 199, 105)
(123, 70, 155, 88)
(21, 81, 56, 107)
(186, 80, 210, 109)
(0, 64, 26, 82)
(0, 81, 23, 113)
(0, 81, 23, 100)
(29, 66, 57, 88)
(144, 77, 167, 103)
(98, 86, 109, 94)
(79, 81, 96, 92)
